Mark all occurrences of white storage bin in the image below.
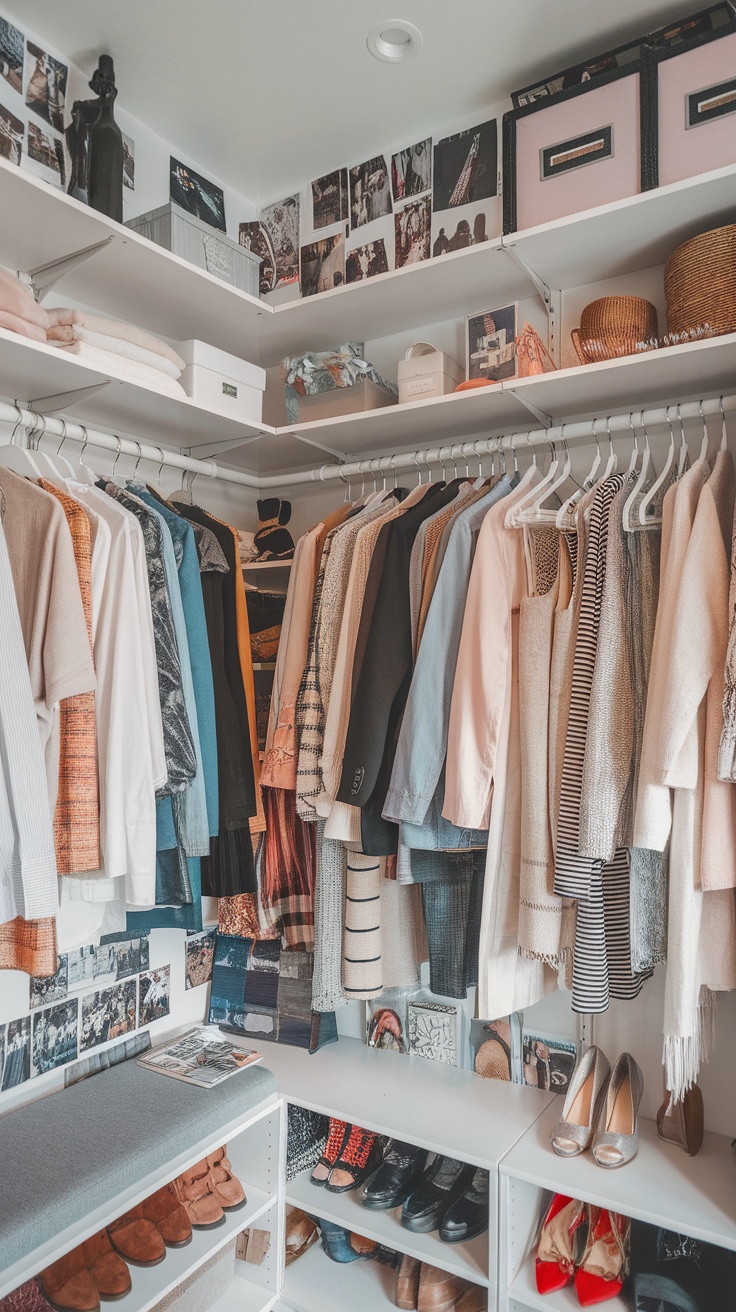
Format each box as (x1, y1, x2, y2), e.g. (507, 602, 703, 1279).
(126, 203, 262, 295)
(178, 339, 266, 423)
(398, 341, 463, 403)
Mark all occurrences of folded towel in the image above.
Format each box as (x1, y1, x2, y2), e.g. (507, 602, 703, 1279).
(0, 266, 50, 329)
(47, 307, 185, 370)
(0, 309, 48, 343)
(47, 325, 182, 378)
(57, 340, 187, 399)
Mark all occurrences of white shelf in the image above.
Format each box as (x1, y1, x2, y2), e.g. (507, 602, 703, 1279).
(107, 1185, 275, 1312)
(0, 325, 271, 454)
(508, 1256, 627, 1312)
(206, 1273, 279, 1312)
(287, 1167, 489, 1288)
(256, 1038, 553, 1171)
(281, 1243, 399, 1312)
(501, 1098, 736, 1254)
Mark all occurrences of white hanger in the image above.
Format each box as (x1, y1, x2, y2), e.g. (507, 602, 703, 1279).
(625, 411, 641, 478)
(720, 396, 729, 453)
(556, 418, 599, 529)
(637, 405, 676, 527)
(675, 403, 689, 478)
(506, 429, 556, 526)
(0, 405, 47, 478)
(519, 423, 579, 525)
(623, 411, 656, 532)
(697, 400, 710, 464)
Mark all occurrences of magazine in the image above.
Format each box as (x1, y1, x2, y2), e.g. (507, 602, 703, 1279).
(137, 1025, 262, 1088)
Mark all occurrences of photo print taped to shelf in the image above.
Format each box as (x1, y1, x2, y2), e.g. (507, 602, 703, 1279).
(139, 966, 171, 1026)
(300, 231, 345, 296)
(345, 237, 389, 283)
(29, 955, 69, 1010)
(185, 928, 217, 990)
(312, 166, 349, 229)
(25, 119, 64, 188)
(24, 39, 67, 133)
(349, 152, 392, 229)
(31, 998, 79, 1077)
(0, 16, 23, 95)
(433, 119, 497, 209)
(122, 132, 134, 190)
(80, 979, 138, 1052)
(0, 99, 23, 164)
(522, 1030, 578, 1093)
(432, 205, 490, 257)
(470, 1013, 524, 1083)
(467, 302, 518, 383)
(1, 1015, 31, 1090)
(260, 193, 300, 288)
(407, 1000, 459, 1066)
(98, 931, 150, 981)
(240, 220, 275, 294)
(391, 136, 432, 202)
(170, 156, 226, 231)
(395, 195, 431, 268)
(366, 998, 408, 1053)
(66, 943, 96, 989)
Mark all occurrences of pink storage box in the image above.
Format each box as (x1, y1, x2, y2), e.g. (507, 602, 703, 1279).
(655, 27, 736, 186)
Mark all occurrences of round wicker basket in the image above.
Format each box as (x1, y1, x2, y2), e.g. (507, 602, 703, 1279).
(665, 223, 736, 338)
(571, 295, 658, 364)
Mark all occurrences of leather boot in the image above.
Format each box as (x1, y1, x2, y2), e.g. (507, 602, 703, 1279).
(139, 1183, 192, 1246)
(79, 1232, 131, 1300)
(455, 1287, 487, 1311)
(417, 1264, 468, 1312)
(173, 1162, 225, 1228)
(38, 1251, 100, 1312)
(396, 1253, 421, 1310)
(107, 1213, 165, 1267)
(206, 1148, 246, 1210)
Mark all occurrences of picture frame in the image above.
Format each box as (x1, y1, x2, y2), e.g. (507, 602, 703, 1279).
(466, 302, 518, 382)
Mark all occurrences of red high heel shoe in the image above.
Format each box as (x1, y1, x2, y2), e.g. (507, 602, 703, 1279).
(574, 1206, 630, 1306)
(535, 1194, 586, 1294)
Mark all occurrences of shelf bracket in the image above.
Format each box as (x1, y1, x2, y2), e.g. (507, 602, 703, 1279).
(502, 240, 552, 308)
(288, 431, 350, 462)
(506, 387, 553, 428)
(29, 236, 115, 299)
(28, 380, 112, 414)
(182, 432, 265, 460)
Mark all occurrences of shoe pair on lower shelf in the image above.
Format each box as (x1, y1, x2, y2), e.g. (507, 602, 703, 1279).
(310, 1119, 383, 1193)
(550, 1048, 643, 1168)
(536, 1194, 629, 1306)
(361, 1142, 489, 1244)
(396, 1254, 486, 1312)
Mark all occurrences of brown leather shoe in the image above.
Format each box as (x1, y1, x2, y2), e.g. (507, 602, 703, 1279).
(206, 1148, 246, 1210)
(455, 1286, 487, 1311)
(417, 1264, 468, 1312)
(173, 1163, 225, 1228)
(396, 1253, 421, 1309)
(107, 1214, 165, 1267)
(38, 1251, 100, 1312)
(139, 1182, 192, 1247)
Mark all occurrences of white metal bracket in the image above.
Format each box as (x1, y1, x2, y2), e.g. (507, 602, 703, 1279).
(183, 432, 265, 460)
(29, 236, 115, 299)
(28, 381, 112, 413)
(507, 387, 553, 427)
(287, 431, 350, 462)
(502, 240, 551, 307)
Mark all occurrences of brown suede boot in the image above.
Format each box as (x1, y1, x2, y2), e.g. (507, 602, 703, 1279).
(139, 1182, 192, 1247)
(38, 1250, 100, 1312)
(206, 1148, 246, 1210)
(107, 1214, 165, 1267)
(173, 1163, 225, 1228)
(396, 1253, 422, 1310)
(79, 1232, 131, 1300)
(417, 1264, 469, 1312)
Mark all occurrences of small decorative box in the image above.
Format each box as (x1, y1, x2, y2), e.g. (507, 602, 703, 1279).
(398, 342, 464, 404)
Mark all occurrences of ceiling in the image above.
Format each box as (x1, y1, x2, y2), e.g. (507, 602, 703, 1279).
(9, 0, 697, 203)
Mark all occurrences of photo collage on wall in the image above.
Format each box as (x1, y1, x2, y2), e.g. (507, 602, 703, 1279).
(0, 16, 68, 185)
(0, 932, 171, 1093)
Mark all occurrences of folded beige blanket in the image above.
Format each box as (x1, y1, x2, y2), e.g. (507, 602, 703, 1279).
(47, 325, 181, 378)
(57, 340, 187, 399)
(0, 267, 50, 329)
(47, 307, 185, 370)
(0, 310, 47, 343)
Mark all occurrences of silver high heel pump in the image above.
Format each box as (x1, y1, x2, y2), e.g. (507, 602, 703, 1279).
(592, 1051, 644, 1168)
(549, 1045, 611, 1157)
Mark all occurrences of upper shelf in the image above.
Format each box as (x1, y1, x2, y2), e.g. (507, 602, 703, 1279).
(0, 157, 734, 373)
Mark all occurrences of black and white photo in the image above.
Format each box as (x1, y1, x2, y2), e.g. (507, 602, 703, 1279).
(0, 101, 24, 165)
(24, 40, 67, 134)
(67, 944, 96, 989)
(1, 1016, 30, 1089)
(123, 133, 134, 190)
(433, 120, 497, 210)
(299, 232, 345, 297)
(81, 980, 137, 1051)
(239, 221, 274, 294)
(30, 956, 68, 1010)
(466, 302, 518, 382)
(349, 154, 392, 229)
(32, 999, 78, 1076)
(170, 157, 226, 231)
(0, 18, 23, 95)
(311, 167, 348, 229)
(26, 120, 64, 187)
(260, 194, 300, 288)
(432, 210, 489, 256)
(185, 929, 216, 990)
(395, 196, 431, 268)
(391, 138, 431, 202)
(139, 966, 171, 1026)
(93, 941, 117, 983)
(345, 238, 389, 283)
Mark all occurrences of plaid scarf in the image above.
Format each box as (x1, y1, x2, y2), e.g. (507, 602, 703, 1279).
(261, 787, 316, 950)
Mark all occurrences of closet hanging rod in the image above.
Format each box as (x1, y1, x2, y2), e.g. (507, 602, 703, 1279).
(258, 390, 736, 488)
(0, 399, 260, 488)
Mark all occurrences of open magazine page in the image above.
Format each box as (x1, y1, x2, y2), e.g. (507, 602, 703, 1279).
(138, 1025, 262, 1088)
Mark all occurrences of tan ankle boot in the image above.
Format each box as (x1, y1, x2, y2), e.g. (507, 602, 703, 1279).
(79, 1232, 131, 1300)
(206, 1147, 246, 1210)
(417, 1264, 468, 1312)
(38, 1250, 100, 1312)
(396, 1253, 422, 1309)
(107, 1213, 166, 1267)
(139, 1182, 192, 1246)
(173, 1162, 225, 1228)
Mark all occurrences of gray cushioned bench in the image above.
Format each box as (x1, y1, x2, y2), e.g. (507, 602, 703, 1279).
(0, 1057, 277, 1276)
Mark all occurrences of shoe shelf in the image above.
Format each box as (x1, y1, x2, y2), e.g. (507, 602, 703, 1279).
(506, 1255, 627, 1312)
(286, 1166, 489, 1289)
(280, 1242, 401, 1312)
(499, 1098, 736, 1255)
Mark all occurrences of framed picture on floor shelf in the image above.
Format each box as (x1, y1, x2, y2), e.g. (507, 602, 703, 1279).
(466, 302, 518, 383)
(407, 1000, 459, 1066)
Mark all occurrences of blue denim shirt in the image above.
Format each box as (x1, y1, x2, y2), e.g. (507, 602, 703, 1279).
(383, 475, 516, 842)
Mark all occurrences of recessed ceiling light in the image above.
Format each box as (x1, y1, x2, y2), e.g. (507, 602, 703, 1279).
(367, 20, 422, 64)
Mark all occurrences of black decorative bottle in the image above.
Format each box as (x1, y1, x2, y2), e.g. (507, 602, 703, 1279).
(88, 55, 123, 222)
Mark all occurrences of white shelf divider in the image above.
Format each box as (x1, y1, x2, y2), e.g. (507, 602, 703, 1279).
(280, 1242, 400, 1312)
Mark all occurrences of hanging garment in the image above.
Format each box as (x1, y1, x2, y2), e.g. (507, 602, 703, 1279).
(342, 851, 383, 999)
(311, 819, 348, 1012)
(262, 525, 322, 789)
(261, 786, 316, 948)
(411, 849, 484, 998)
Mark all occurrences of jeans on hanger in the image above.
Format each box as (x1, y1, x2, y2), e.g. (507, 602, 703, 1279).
(410, 848, 486, 998)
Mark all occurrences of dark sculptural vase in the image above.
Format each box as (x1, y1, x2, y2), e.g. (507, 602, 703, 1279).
(66, 54, 123, 222)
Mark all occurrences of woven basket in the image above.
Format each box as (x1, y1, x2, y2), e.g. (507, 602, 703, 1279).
(571, 296, 658, 364)
(665, 224, 736, 338)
